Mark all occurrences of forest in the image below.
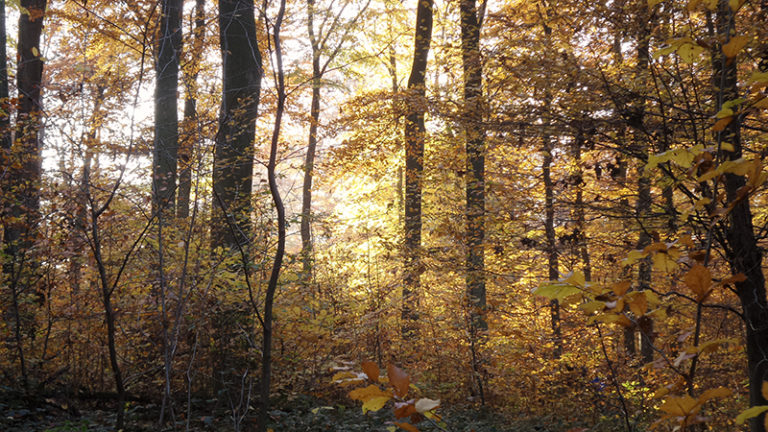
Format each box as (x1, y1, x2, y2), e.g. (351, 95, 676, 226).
(0, 0, 767, 431)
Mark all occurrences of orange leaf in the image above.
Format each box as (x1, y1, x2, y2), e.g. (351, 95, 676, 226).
(713, 116, 733, 132)
(722, 35, 750, 58)
(362, 361, 380, 382)
(394, 402, 417, 419)
(684, 264, 711, 302)
(388, 364, 410, 398)
(395, 422, 420, 432)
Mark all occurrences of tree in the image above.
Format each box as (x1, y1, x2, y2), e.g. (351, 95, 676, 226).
(152, 0, 182, 215)
(177, 0, 205, 219)
(212, 0, 262, 251)
(301, 0, 370, 285)
(402, 0, 433, 338)
(459, 0, 487, 402)
(710, 2, 768, 430)
(1, 0, 47, 393)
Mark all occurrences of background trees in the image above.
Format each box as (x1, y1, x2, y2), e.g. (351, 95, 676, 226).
(1, 0, 768, 431)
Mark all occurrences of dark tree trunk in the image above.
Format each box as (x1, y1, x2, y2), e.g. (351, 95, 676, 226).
(460, 0, 486, 403)
(402, 0, 433, 338)
(633, 7, 654, 365)
(177, 0, 205, 219)
(152, 0, 183, 215)
(260, 1, 287, 430)
(212, 0, 262, 251)
(542, 130, 561, 359)
(711, 3, 768, 431)
(460, 0, 486, 334)
(1, 0, 46, 393)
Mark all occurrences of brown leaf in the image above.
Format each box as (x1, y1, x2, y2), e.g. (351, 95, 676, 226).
(387, 364, 410, 398)
(361, 361, 380, 382)
(713, 116, 733, 132)
(394, 402, 417, 419)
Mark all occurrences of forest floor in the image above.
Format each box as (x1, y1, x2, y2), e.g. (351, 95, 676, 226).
(1, 388, 624, 431)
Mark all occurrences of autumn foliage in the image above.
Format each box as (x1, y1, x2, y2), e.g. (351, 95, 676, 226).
(1, 0, 768, 431)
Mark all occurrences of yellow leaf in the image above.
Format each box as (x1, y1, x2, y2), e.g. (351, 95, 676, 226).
(621, 250, 647, 267)
(748, 71, 768, 85)
(729, 0, 746, 10)
(684, 264, 711, 302)
(579, 300, 605, 314)
(660, 395, 700, 416)
(678, 42, 705, 63)
(349, 384, 391, 402)
(652, 249, 679, 273)
(762, 381, 768, 400)
(699, 387, 732, 402)
(736, 405, 768, 425)
(534, 282, 582, 302)
(564, 270, 586, 287)
(723, 36, 750, 58)
(627, 292, 648, 317)
(648, 0, 663, 7)
(362, 396, 391, 413)
(593, 313, 633, 327)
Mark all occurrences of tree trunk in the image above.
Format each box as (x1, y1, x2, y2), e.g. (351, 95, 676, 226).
(402, 0, 433, 338)
(460, 0, 486, 403)
(260, 1, 287, 429)
(460, 0, 486, 334)
(1, 0, 47, 393)
(712, 3, 768, 431)
(301, 0, 321, 285)
(153, 0, 182, 215)
(177, 0, 205, 219)
(212, 0, 262, 251)
(542, 129, 561, 359)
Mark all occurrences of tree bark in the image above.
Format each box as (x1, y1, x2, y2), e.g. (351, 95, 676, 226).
(460, 0, 486, 335)
(542, 129, 561, 359)
(177, 0, 205, 219)
(212, 0, 262, 251)
(152, 0, 183, 215)
(301, 0, 321, 285)
(402, 0, 433, 338)
(260, 1, 287, 429)
(711, 3, 768, 431)
(1, 0, 47, 393)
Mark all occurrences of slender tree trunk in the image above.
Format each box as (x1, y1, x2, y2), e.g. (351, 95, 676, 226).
(260, 1, 287, 429)
(460, 0, 486, 334)
(402, 0, 433, 338)
(89, 212, 126, 429)
(460, 0, 486, 402)
(213, 0, 262, 251)
(301, 0, 321, 285)
(542, 129, 561, 358)
(712, 3, 768, 431)
(630, 5, 654, 364)
(177, 0, 205, 219)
